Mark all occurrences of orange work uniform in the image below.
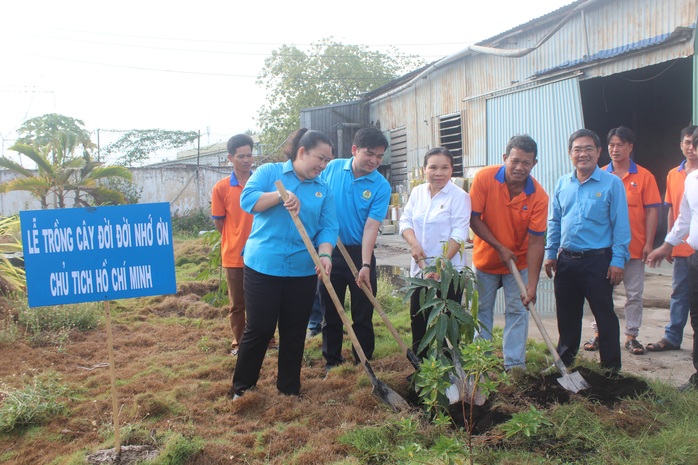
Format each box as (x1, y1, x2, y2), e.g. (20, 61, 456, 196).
(470, 165, 548, 274)
(211, 173, 253, 268)
(665, 160, 695, 258)
(602, 161, 661, 259)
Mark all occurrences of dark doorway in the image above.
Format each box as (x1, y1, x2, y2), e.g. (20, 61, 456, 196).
(580, 57, 694, 241)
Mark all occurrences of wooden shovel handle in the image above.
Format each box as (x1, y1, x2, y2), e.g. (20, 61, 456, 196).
(508, 260, 569, 375)
(336, 239, 411, 355)
(274, 181, 370, 366)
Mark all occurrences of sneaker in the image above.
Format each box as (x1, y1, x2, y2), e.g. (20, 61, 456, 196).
(230, 348, 238, 356)
(306, 329, 320, 339)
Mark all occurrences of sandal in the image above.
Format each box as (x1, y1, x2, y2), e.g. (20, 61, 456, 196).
(583, 336, 599, 351)
(625, 339, 645, 355)
(646, 338, 680, 352)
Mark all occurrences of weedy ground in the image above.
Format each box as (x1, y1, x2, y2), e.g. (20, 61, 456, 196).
(0, 236, 697, 465)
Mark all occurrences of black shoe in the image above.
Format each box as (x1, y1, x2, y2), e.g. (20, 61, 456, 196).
(678, 382, 694, 392)
(678, 381, 698, 392)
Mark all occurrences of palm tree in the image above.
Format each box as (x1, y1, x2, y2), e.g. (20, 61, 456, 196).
(0, 143, 59, 209)
(0, 215, 25, 292)
(0, 133, 132, 209)
(71, 153, 132, 207)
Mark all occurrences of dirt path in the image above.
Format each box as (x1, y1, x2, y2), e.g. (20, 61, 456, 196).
(375, 233, 695, 387)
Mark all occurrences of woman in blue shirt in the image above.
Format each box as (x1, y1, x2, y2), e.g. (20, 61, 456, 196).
(231, 129, 338, 398)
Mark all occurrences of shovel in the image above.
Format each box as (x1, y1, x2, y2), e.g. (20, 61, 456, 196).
(509, 260, 590, 393)
(336, 239, 421, 371)
(337, 240, 486, 405)
(275, 181, 410, 411)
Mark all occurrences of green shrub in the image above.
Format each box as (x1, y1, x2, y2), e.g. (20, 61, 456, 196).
(17, 301, 101, 347)
(0, 315, 19, 344)
(18, 301, 101, 333)
(375, 275, 404, 314)
(0, 372, 69, 432)
(171, 209, 214, 238)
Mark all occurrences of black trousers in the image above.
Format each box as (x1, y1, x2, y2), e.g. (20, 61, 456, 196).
(554, 250, 621, 370)
(689, 253, 698, 383)
(321, 245, 376, 366)
(232, 266, 316, 396)
(410, 282, 463, 359)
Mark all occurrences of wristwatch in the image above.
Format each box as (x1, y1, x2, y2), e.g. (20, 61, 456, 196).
(362, 263, 372, 269)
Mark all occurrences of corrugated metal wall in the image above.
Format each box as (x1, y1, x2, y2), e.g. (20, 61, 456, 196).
(486, 77, 585, 197)
(369, 0, 696, 178)
(300, 101, 366, 158)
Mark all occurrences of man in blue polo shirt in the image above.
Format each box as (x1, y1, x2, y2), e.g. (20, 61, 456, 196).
(320, 127, 391, 372)
(544, 128, 630, 372)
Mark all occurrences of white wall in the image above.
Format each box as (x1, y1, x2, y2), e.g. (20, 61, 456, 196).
(0, 165, 231, 216)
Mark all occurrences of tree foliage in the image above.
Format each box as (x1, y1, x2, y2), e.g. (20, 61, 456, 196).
(16, 113, 95, 153)
(103, 129, 199, 166)
(256, 38, 424, 157)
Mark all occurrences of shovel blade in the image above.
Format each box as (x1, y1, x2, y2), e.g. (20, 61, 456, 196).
(361, 360, 411, 411)
(370, 379, 411, 412)
(556, 370, 591, 393)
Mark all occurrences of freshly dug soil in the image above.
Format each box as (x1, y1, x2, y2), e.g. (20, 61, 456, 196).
(449, 367, 651, 434)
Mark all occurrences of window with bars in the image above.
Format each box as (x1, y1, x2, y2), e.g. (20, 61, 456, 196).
(439, 114, 464, 177)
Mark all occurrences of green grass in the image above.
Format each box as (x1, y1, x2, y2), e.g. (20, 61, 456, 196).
(0, 315, 19, 344)
(0, 372, 69, 432)
(17, 300, 101, 344)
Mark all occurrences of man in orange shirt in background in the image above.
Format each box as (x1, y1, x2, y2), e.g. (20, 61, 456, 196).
(646, 125, 697, 352)
(470, 135, 548, 370)
(211, 134, 255, 356)
(584, 126, 661, 355)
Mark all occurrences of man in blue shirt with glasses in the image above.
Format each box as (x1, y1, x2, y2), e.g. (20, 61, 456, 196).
(544, 129, 631, 372)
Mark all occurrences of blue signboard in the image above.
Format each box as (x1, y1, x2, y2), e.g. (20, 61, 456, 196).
(19, 203, 176, 308)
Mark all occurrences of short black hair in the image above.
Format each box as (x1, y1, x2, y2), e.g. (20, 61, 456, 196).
(680, 125, 698, 141)
(353, 127, 389, 151)
(607, 126, 635, 145)
(423, 147, 453, 167)
(693, 127, 698, 149)
(227, 134, 254, 155)
(505, 135, 538, 159)
(568, 129, 601, 151)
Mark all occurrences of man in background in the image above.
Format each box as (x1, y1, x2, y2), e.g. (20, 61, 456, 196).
(646, 126, 697, 353)
(211, 134, 256, 355)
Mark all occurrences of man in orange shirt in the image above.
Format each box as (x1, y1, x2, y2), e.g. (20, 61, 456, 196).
(470, 135, 548, 370)
(646, 125, 697, 352)
(584, 126, 661, 355)
(211, 134, 255, 355)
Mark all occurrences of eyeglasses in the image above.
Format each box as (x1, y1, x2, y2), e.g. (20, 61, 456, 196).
(571, 146, 597, 156)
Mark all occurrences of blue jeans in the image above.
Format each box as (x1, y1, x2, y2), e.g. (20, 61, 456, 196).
(664, 256, 692, 347)
(474, 268, 530, 370)
(307, 281, 324, 333)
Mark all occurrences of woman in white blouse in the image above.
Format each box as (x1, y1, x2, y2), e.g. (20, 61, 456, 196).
(399, 147, 472, 358)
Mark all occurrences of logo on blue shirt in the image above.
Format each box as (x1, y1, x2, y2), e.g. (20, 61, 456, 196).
(362, 190, 372, 199)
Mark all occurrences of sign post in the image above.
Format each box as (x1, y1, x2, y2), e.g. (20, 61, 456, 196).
(20, 202, 177, 457)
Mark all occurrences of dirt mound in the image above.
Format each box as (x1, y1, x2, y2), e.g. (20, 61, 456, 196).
(450, 367, 652, 435)
(147, 294, 222, 319)
(176, 279, 219, 297)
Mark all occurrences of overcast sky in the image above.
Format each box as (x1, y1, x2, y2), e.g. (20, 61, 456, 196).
(0, 0, 572, 161)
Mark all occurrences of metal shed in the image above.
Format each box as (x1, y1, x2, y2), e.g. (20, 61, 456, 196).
(357, 0, 696, 203)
